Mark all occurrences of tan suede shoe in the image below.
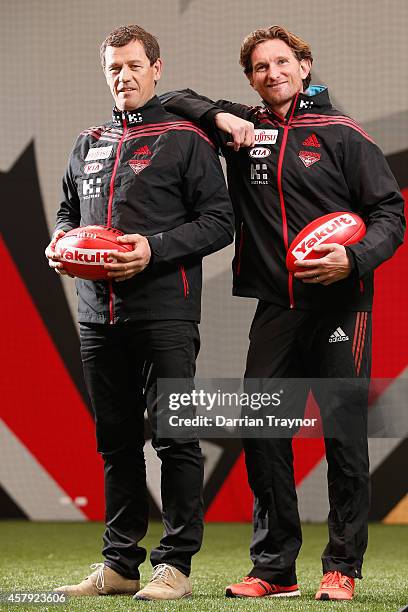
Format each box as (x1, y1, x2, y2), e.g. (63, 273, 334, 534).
(134, 564, 192, 600)
(53, 563, 139, 596)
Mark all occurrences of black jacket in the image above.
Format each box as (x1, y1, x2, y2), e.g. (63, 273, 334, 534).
(162, 87, 405, 311)
(55, 96, 233, 323)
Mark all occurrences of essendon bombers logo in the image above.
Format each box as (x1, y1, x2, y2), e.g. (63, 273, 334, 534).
(129, 159, 151, 175)
(298, 150, 321, 167)
(57, 247, 116, 265)
(129, 145, 152, 174)
(291, 214, 357, 260)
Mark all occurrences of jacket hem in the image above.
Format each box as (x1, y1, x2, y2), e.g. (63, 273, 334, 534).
(78, 309, 201, 324)
(232, 287, 373, 312)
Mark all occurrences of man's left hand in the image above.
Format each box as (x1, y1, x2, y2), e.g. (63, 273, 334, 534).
(104, 234, 151, 282)
(293, 243, 352, 286)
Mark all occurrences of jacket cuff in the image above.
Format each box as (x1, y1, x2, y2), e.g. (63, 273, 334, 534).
(146, 234, 163, 265)
(202, 108, 224, 128)
(345, 246, 358, 275)
(54, 223, 75, 234)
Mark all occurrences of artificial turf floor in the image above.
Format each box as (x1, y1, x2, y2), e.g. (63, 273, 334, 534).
(0, 522, 407, 611)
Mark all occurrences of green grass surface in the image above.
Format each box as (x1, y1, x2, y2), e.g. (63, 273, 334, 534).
(0, 522, 407, 611)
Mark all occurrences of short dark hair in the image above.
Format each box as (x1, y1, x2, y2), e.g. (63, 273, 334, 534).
(240, 25, 313, 90)
(100, 24, 160, 69)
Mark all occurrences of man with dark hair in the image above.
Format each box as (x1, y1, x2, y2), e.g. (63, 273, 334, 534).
(45, 24, 233, 600)
(163, 25, 405, 601)
(99, 24, 161, 70)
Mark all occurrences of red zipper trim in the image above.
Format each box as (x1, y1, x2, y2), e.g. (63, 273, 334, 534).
(276, 93, 299, 309)
(180, 265, 189, 298)
(236, 222, 244, 275)
(108, 280, 114, 324)
(107, 115, 127, 226)
(107, 114, 128, 324)
(359, 279, 364, 293)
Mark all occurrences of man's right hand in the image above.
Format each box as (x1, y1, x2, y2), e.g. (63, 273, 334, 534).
(215, 112, 255, 151)
(45, 229, 71, 276)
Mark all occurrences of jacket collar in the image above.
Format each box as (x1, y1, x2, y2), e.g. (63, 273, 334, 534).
(263, 86, 332, 123)
(112, 95, 164, 127)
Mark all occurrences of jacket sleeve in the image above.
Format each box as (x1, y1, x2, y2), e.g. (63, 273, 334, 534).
(342, 130, 405, 276)
(146, 132, 234, 264)
(54, 145, 81, 233)
(160, 88, 256, 148)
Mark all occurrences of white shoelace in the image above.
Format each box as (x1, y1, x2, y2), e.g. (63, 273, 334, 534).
(88, 562, 105, 591)
(150, 564, 177, 584)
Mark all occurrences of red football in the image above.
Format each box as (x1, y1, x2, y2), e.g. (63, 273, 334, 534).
(286, 212, 366, 272)
(55, 225, 133, 280)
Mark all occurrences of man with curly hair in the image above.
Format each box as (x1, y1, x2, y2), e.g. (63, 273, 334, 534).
(163, 25, 405, 601)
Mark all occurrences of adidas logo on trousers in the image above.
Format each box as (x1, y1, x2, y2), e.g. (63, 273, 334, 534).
(329, 327, 349, 342)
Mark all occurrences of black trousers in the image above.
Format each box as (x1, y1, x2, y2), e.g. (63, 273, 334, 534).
(79, 320, 204, 580)
(244, 302, 371, 585)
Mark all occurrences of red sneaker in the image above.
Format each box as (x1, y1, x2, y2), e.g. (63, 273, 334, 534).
(315, 571, 355, 600)
(226, 576, 300, 598)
